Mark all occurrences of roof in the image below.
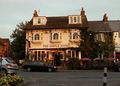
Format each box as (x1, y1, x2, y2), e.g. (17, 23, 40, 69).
(0, 38, 10, 46)
(108, 21, 120, 32)
(88, 20, 120, 32)
(25, 16, 88, 30)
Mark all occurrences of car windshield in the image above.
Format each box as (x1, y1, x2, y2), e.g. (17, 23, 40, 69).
(6, 58, 15, 64)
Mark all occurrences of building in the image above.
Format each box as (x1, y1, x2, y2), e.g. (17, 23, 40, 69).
(25, 8, 88, 64)
(88, 14, 120, 60)
(25, 8, 120, 64)
(0, 38, 11, 57)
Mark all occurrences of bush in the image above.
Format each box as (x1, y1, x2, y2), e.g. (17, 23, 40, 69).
(66, 58, 81, 70)
(66, 58, 113, 70)
(0, 74, 24, 86)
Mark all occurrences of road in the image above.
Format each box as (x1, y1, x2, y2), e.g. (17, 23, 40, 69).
(18, 70, 120, 86)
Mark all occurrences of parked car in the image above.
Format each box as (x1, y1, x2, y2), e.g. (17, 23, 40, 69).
(112, 61, 120, 72)
(22, 61, 57, 72)
(0, 57, 18, 76)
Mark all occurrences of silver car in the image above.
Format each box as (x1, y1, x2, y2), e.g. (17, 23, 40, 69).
(0, 57, 18, 75)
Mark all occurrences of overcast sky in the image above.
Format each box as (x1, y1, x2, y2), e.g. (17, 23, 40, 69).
(0, 0, 120, 39)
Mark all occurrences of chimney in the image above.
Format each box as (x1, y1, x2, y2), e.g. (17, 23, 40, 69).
(103, 14, 108, 22)
(33, 10, 38, 17)
(80, 8, 88, 27)
(81, 8, 85, 16)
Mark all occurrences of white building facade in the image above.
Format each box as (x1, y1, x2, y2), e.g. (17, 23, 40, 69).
(25, 8, 88, 64)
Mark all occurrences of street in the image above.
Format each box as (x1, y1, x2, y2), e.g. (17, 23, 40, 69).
(18, 70, 120, 86)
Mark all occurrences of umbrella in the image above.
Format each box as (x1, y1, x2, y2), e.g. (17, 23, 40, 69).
(82, 57, 89, 61)
(94, 58, 101, 61)
(107, 57, 114, 61)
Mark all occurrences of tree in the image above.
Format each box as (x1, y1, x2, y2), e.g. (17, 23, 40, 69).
(79, 30, 96, 59)
(10, 22, 28, 61)
(79, 30, 115, 60)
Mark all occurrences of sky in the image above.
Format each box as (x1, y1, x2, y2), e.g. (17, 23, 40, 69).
(0, 0, 120, 39)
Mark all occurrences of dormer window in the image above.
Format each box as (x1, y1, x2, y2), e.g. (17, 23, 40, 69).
(74, 17, 77, 23)
(38, 18, 41, 24)
(33, 16, 47, 25)
(69, 15, 81, 24)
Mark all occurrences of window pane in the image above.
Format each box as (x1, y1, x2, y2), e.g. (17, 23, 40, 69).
(53, 33, 59, 40)
(119, 32, 120, 38)
(34, 34, 39, 40)
(73, 32, 78, 39)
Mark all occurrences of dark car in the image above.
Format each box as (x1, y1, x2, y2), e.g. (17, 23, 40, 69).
(22, 61, 57, 72)
(112, 61, 120, 72)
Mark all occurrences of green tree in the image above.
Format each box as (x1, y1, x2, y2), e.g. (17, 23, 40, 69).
(80, 30, 96, 59)
(10, 22, 28, 62)
(79, 30, 115, 60)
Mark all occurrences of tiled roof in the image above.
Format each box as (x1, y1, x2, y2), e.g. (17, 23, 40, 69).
(0, 38, 10, 46)
(108, 21, 120, 32)
(88, 20, 120, 32)
(25, 16, 88, 30)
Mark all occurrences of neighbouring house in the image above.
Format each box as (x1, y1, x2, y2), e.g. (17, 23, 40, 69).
(25, 8, 120, 65)
(0, 38, 11, 57)
(88, 14, 120, 60)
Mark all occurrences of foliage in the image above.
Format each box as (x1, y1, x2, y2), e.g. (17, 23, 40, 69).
(79, 30, 115, 59)
(66, 57, 81, 70)
(80, 30, 96, 59)
(81, 60, 113, 70)
(10, 22, 28, 61)
(0, 74, 24, 86)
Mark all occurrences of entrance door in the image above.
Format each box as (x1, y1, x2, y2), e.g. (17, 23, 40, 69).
(52, 52, 61, 66)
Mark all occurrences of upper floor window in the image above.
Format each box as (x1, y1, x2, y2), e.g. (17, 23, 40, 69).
(38, 18, 41, 24)
(74, 17, 77, 23)
(96, 33, 105, 42)
(70, 32, 79, 40)
(73, 32, 79, 39)
(118, 32, 120, 38)
(34, 34, 39, 40)
(53, 33, 59, 40)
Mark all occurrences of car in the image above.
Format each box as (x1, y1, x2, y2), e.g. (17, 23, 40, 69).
(0, 57, 18, 76)
(22, 61, 57, 72)
(112, 61, 120, 72)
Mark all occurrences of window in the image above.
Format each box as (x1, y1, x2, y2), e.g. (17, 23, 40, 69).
(70, 17, 73, 23)
(96, 33, 105, 42)
(53, 33, 59, 40)
(69, 16, 81, 24)
(73, 32, 78, 39)
(69, 32, 79, 40)
(34, 34, 39, 40)
(74, 17, 77, 22)
(38, 18, 41, 24)
(119, 32, 120, 38)
(70, 32, 72, 39)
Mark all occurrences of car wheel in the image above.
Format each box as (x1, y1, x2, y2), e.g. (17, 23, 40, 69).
(0, 69, 7, 76)
(27, 67, 31, 72)
(48, 68, 52, 72)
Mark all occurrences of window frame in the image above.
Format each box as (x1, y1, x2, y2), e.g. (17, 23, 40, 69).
(34, 34, 40, 40)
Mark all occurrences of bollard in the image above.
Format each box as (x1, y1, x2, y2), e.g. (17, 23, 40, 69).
(103, 67, 107, 86)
